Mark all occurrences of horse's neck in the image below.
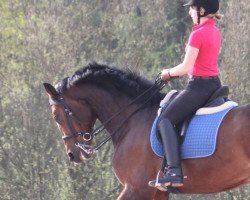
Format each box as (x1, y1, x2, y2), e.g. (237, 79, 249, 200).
(95, 93, 155, 144)
(87, 89, 135, 132)
(96, 96, 157, 146)
(77, 85, 157, 145)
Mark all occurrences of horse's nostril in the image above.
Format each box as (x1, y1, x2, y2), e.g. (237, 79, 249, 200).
(68, 152, 74, 161)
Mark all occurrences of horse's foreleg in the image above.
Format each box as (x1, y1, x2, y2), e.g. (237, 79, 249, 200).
(117, 184, 157, 200)
(117, 185, 170, 200)
(154, 190, 170, 200)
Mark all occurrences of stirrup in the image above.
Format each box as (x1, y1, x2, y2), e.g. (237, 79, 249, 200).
(148, 171, 169, 191)
(161, 170, 184, 187)
(148, 170, 185, 190)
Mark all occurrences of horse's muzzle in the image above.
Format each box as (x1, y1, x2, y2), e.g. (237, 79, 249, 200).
(67, 145, 93, 163)
(68, 152, 75, 162)
(67, 148, 82, 163)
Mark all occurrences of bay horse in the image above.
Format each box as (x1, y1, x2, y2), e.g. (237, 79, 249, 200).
(44, 63, 250, 200)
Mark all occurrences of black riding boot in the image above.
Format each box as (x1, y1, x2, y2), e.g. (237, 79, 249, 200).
(148, 118, 183, 188)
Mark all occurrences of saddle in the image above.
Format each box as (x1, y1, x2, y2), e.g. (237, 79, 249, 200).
(161, 85, 229, 109)
(155, 86, 233, 194)
(158, 85, 230, 141)
(204, 85, 229, 107)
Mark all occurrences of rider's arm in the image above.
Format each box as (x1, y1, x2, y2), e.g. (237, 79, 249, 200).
(161, 45, 199, 79)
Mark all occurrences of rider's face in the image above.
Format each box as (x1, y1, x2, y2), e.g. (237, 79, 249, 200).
(189, 6, 198, 24)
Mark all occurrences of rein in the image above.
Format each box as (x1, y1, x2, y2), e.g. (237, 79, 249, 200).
(50, 75, 165, 155)
(92, 76, 164, 152)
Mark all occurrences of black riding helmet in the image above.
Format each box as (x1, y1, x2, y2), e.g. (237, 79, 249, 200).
(184, 0, 219, 24)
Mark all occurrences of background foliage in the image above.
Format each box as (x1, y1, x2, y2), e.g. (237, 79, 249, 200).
(0, 0, 249, 199)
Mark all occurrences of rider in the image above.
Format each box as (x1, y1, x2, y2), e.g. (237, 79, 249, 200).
(149, 0, 223, 188)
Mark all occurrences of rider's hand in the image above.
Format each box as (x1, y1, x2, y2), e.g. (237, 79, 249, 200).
(161, 69, 172, 81)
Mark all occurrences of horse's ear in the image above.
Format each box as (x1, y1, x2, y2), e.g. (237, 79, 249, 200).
(43, 83, 59, 98)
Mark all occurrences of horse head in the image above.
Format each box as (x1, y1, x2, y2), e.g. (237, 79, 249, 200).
(43, 63, 164, 164)
(43, 83, 97, 163)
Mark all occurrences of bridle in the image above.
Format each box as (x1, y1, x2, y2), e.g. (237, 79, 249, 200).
(49, 75, 165, 156)
(49, 96, 95, 154)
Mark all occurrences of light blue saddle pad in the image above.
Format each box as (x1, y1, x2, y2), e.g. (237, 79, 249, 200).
(150, 106, 236, 159)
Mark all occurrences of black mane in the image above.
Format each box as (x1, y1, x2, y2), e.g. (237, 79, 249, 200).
(56, 63, 164, 106)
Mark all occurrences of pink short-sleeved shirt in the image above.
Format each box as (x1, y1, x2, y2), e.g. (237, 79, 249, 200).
(188, 19, 221, 76)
